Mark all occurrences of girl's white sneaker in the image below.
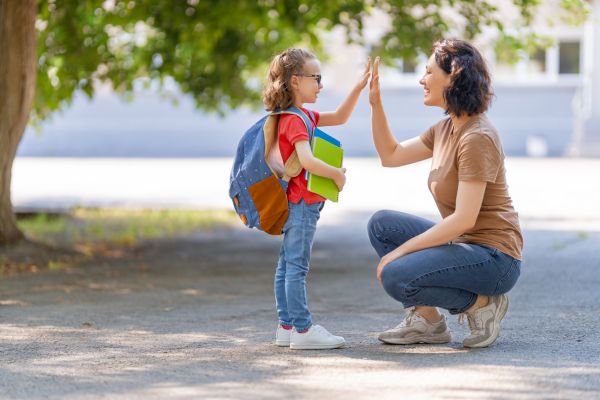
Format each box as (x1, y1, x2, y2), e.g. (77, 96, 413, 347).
(275, 325, 292, 347)
(290, 325, 345, 350)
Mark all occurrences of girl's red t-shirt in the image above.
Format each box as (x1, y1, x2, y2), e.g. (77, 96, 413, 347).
(278, 108, 325, 204)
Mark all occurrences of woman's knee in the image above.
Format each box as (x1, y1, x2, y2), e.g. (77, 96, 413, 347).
(367, 210, 431, 243)
(367, 210, 392, 239)
(367, 210, 396, 257)
(381, 266, 417, 303)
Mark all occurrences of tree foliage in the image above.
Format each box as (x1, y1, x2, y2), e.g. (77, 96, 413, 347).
(35, 0, 368, 119)
(34, 0, 591, 119)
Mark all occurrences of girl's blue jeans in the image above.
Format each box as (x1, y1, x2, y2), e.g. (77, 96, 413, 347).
(368, 210, 521, 314)
(275, 200, 323, 332)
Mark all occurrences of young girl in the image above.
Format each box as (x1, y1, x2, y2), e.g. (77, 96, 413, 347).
(262, 48, 370, 350)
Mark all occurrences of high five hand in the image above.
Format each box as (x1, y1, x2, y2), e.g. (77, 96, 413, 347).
(369, 56, 381, 106)
(356, 57, 372, 90)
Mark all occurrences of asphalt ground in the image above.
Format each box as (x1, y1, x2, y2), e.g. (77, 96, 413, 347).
(1, 157, 599, 399)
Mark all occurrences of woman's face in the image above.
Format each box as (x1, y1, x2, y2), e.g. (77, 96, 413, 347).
(419, 54, 451, 108)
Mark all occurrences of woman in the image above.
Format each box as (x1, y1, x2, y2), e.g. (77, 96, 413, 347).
(367, 39, 522, 348)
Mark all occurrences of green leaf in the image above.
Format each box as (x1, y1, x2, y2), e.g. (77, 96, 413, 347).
(32, 0, 590, 119)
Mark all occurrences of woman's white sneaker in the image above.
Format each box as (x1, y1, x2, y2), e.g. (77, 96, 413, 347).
(290, 325, 345, 350)
(378, 308, 452, 345)
(461, 294, 509, 348)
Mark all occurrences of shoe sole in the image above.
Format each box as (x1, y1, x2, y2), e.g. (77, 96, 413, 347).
(378, 332, 451, 345)
(275, 340, 290, 347)
(464, 295, 509, 348)
(290, 341, 345, 350)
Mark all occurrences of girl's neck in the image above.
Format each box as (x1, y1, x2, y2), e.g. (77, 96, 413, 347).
(291, 91, 305, 109)
(292, 98, 304, 109)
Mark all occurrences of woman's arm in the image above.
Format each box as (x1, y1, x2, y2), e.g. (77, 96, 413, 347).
(376, 180, 487, 282)
(318, 59, 371, 127)
(294, 140, 346, 191)
(369, 57, 432, 167)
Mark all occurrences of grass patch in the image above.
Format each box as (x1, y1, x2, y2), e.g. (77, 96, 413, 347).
(17, 208, 238, 248)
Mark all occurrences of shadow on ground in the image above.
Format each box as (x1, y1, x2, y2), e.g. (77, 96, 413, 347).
(1, 211, 599, 399)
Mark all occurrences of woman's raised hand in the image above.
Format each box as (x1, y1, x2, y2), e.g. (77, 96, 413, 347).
(369, 56, 381, 106)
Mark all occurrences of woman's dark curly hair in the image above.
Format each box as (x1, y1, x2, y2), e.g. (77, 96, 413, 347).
(433, 39, 493, 117)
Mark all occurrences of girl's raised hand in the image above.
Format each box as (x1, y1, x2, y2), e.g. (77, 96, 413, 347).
(369, 56, 381, 106)
(356, 57, 371, 90)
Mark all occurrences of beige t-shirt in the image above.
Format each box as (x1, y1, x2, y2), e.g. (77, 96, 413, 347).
(420, 115, 523, 260)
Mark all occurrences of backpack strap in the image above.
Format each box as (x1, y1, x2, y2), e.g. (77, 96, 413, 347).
(306, 110, 317, 127)
(272, 107, 316, 181)
(280, 106, 315, 140)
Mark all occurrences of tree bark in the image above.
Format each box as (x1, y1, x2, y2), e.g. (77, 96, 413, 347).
(0, 0, 37, 244)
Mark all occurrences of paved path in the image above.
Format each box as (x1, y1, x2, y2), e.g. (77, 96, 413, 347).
(2, 157, 599, 399)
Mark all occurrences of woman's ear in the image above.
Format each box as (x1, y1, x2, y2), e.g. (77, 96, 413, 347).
(443, 73, 452, 89)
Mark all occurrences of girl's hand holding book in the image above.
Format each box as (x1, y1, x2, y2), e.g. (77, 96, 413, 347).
(334, 167, 347, 192)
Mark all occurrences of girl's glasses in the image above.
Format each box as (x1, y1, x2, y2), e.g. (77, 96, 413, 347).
(295, 73, 322, 85)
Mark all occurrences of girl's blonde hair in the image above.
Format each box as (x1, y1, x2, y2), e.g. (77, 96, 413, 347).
(262, 48, 316, 111)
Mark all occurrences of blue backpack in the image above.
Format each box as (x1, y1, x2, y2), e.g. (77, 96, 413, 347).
(229, 107, 315, 235)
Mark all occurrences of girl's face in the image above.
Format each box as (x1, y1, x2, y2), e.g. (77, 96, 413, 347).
(419, 54, 451, 108)
(291, 58, 323, 105)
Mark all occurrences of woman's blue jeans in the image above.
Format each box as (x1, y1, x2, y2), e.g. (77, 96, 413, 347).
(274, 200, 323, 332)
(367, 210, 521, 314)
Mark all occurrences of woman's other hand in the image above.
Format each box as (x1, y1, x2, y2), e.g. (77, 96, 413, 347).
(376, 247, 403, 284)
(369, 57, 381, 106)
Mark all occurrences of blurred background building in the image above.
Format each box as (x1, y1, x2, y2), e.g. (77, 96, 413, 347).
(17, 0, 599, 158)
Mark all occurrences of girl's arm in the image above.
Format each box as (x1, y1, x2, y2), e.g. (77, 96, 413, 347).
(318, 59, 371, 127)
(369, 57, 432, 167)
(294, 140, 346, 190)
(376, 180, 487, 282)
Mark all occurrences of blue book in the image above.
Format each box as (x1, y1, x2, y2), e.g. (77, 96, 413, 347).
(314, 128, 341, 147)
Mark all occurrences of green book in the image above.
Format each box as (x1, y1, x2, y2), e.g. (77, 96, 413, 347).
(307, 136, 344, 202)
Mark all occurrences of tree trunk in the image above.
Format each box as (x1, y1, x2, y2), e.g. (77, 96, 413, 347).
(0, 0, 37, 244)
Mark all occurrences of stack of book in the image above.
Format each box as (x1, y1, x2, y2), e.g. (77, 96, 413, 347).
(307, 128, 343, 202)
